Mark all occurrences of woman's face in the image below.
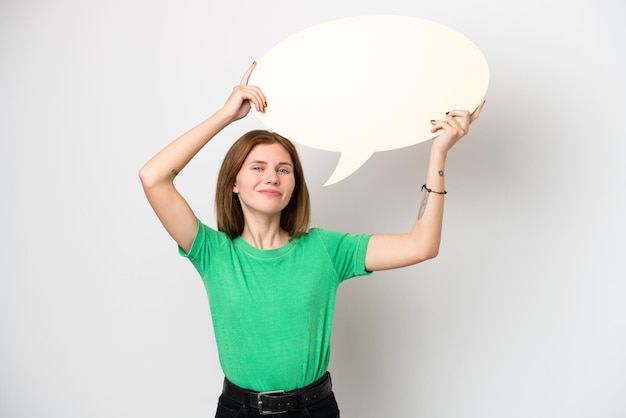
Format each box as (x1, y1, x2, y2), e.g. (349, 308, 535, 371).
(233, 143, 296, 219)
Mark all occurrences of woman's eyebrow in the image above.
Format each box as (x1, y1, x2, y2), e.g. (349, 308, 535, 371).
(248, 160, 293, 167)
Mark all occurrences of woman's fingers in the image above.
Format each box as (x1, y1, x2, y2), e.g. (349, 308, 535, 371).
(240, 61, 257, 86)
(238, 86, 266, 112)
(220, 62, 269, 121)
(430, 111, 467, 135)
(446, 110, 470, 133)
(237, 62, 267, 112)
(432, 98, 485, 132)
(428, 99, 485, 153)
(470, 99, 486, 123)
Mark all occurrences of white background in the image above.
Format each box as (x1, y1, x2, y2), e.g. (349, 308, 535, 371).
(1, 1, 625, 417)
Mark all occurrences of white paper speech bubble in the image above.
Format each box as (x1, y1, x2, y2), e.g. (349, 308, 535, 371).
(249, 15, 489, 186)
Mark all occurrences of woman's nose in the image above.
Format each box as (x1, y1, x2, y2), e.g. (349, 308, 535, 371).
(264, 170, 279, 184)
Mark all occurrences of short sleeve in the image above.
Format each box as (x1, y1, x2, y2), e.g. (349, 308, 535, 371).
(177, 220, 231, 277)
(310, 228, 372, 282)
(178, 219, 205, 260)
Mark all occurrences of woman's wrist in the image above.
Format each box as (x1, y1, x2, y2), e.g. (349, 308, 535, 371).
(429, 145, 448, 161)
(211, 107, 238, 128)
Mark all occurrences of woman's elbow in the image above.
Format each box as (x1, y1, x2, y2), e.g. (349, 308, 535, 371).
(138, 164, 161, 190)
(416, 244, 440, 263)
(424, 247, 439, 261)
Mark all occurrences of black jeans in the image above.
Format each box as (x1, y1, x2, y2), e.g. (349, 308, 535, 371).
(214, 391, 340, 418)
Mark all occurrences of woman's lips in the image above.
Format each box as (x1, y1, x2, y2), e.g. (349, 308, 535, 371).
(258, 189, 281, 197)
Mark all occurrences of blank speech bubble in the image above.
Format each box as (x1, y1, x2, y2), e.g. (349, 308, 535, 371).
(249, 15, 489, 186)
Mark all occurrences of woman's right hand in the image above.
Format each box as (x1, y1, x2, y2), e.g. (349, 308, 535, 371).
(221, 62, 267, 122)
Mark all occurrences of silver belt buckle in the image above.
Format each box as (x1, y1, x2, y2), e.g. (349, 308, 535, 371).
(257, 390, 289, 415)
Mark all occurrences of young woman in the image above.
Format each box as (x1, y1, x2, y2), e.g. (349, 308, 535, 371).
(139, 62, 484, 417)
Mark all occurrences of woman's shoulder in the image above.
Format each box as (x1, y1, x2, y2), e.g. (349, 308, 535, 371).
(300, 227, 370, 243)
(195, 219, 234, 245)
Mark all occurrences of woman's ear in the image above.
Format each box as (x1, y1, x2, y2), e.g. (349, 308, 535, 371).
(232, 184, 239, 194)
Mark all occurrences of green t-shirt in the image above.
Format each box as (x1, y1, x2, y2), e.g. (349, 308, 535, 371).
(179, 221, 371, 392)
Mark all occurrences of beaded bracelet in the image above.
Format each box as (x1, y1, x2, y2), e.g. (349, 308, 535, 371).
(421, 184, 447, 195)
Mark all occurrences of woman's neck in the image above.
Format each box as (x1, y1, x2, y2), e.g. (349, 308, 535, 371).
(240, 217, 289, 249)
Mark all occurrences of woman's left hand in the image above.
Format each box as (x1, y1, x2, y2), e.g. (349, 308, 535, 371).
(430, 99, 485, 155)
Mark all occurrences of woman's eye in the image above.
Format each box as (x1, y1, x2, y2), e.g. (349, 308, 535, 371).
(278, 168, 290, 174)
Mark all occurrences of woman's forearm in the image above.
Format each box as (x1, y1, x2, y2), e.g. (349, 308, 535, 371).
(139, 108, 232, 189)
(411, 148, 448, 258)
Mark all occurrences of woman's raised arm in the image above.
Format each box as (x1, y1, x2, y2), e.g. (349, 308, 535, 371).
(364, 100, 485, 271)
(138, 62, 267, 253)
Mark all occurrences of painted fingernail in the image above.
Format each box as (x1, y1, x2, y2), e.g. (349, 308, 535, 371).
(445, 111, 450, 115)
(430, 120, 435, 123)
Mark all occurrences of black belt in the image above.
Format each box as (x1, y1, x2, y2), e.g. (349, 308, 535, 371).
(222, 372, 333, 415)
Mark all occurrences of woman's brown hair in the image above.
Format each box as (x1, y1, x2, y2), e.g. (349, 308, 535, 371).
(215, 130, 310, 239)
